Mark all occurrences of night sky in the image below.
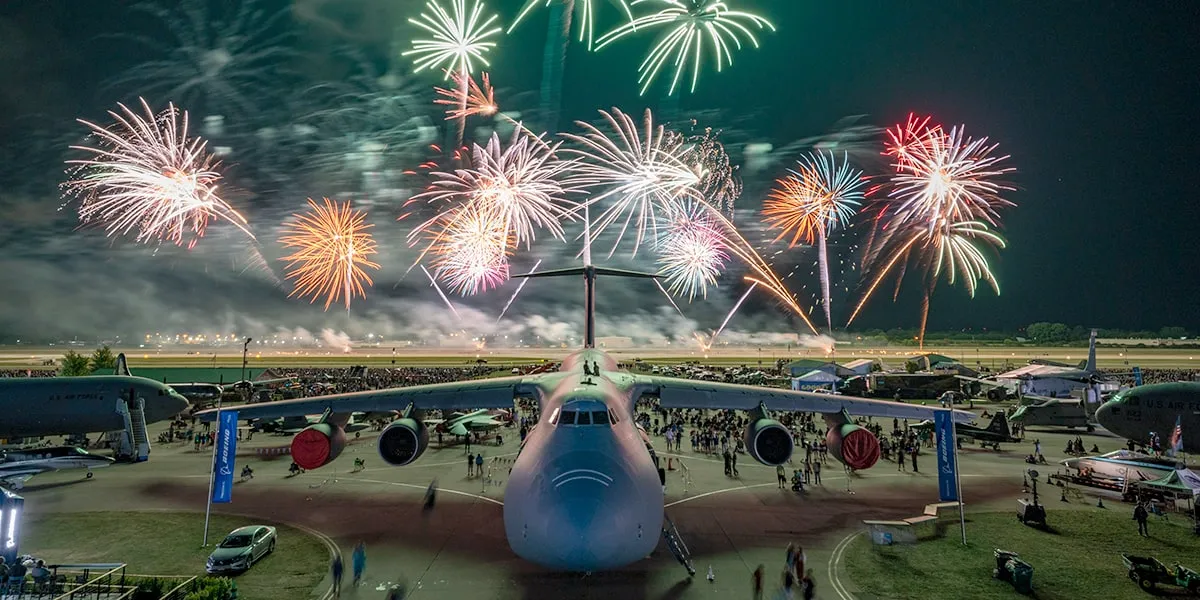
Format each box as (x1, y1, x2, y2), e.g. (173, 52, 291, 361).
(0, 0, 1197, 343)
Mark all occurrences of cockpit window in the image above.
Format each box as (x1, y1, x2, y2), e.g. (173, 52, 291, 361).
(592, 411, 608, 425)
(577, 411, 592, 425)
(559, 411, 576, 425)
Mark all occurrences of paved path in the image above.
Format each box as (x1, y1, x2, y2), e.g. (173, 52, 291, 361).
(17, 414, 1131, 599)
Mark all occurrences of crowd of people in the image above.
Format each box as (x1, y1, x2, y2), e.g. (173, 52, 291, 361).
(1101, 367, 1200, 386)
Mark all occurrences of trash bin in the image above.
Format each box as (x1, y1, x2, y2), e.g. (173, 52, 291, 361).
(1008, 559, 1034, 594)
(994, 549, 1020, 581)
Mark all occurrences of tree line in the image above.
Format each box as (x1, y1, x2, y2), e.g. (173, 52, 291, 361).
(58, 345, 118, 376)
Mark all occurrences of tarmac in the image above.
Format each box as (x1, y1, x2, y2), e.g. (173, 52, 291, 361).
(17, 411, 1136, 600)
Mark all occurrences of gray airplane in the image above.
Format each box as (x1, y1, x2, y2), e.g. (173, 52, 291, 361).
(197, 266, 972, 573)
(0, 354, 190, 439)
(0, 446, 115, 489)
(1009, 398, 1095, 431)
(1096, 382, 1200, 452)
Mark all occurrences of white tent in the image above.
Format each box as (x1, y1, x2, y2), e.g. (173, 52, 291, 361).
(791, 369, 842, 391)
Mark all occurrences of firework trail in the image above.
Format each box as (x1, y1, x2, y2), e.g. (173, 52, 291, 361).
(596, 0, 775, 96)
(279, 198, 380, 312)
(851, 115, 1014, 346)
(62, 98, 252, 249)
(654, 279, 687, 318)
(421, 264, 463, 319)
(764, 151, 866, 332)
(404, 0, 502, 147)
(497, 259, 542, 323)
(562, 108, 700, 256)
(708, 281, 758, 346)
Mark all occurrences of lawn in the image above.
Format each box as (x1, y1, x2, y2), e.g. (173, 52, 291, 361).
(844, 509, 1200, 600)
(22, 512, 329, 600)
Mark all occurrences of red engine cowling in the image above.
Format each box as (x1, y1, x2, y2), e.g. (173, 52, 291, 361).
(290, 423, 347, 470)
(825, 424, 881, 470)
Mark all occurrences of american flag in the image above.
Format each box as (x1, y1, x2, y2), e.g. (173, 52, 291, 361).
(1170, 415, 1184, 456)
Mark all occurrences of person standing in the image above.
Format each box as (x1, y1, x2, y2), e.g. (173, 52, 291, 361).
(467, 453, 475, 478)
(911, 447, 919, 473)
(331, 553, 344, 598)
(752, 564, 764, 600)
(812, 461, 822, 485)
(776, 464, 786, 489)
(1134, 502, 1150, 537)
(352, 542, 366, 587)
(801, 569, 816, 600)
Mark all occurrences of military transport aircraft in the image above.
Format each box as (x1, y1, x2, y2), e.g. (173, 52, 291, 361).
(1096, 382, 1200, 452)
(426, 409, 510, 437)
(198, 266, 973, 573)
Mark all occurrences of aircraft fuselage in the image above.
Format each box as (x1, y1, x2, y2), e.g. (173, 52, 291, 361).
(0, 376, 189, 438)
(502, 349, 663, 571)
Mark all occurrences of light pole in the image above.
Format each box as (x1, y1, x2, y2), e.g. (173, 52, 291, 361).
(241, 338, 252, 402)
(204, 337, 250, 546)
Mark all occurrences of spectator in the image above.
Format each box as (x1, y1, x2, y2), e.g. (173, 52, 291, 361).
(331, 553, 343, 597)
(352, 542, 366, 587)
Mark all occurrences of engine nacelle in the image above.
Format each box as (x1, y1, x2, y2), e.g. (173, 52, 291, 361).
(378, 418, 429, 466)
(744, 418, 794, 466)
(291, 423, 347, 470)
(825, 424, 881, 470)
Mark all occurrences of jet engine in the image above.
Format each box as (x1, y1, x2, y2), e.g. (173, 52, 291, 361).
(290, 423, 347, 470)
(744, 418, 794, 466)
(377, 418, 429, 466)
(825, 423, 881, 470)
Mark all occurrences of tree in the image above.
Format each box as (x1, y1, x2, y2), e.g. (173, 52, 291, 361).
(89, 345, 117, 373)
(1160, 326, 1187, 339)
(60, 350, 91, 376)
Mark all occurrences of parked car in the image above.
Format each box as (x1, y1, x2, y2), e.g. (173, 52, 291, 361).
(206, 525, 276, 574)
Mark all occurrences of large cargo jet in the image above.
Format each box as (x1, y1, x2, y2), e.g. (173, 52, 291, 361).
(198, 266, 972, 573)
(1096, 382, 1200, 452)
(0, 355, 189, 438)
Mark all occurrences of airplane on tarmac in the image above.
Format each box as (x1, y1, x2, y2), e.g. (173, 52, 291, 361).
(1096, 382, 1200, 452)
(956, 331, 1117, 399)
(426, 409, 510, 437)
(0, 355, 190, 440)
(0, 446, 114, 489)
(912, 411, 1020, 450)
(250, 414, 370, 436)
(1009, 397, 1096, 431)
(198, 265, 973, 573)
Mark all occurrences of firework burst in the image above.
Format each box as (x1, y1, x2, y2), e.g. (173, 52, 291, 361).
(562, 108, 700, 256)
(510, 0, 634, 50)
(657, 201, 728, 300)
(427, 201, 514, 295)
(279, 198, 380, 311)
(434, 70, 497, 120)
(403, 0, 503, 77)
(62, 98, 251, 249)
(664, 124, 742, 215)
(596, 0, 775, 96)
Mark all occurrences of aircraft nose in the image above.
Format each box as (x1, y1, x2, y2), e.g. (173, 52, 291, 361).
(1095, 402, 1114, 430)
(146, 392, 190, 423)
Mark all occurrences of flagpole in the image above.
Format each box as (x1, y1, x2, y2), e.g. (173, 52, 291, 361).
(202, 392, 222, 547)
(952, 415, 966, 545)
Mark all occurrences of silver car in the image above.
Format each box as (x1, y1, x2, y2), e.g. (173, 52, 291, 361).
(206, 525, 277, 573)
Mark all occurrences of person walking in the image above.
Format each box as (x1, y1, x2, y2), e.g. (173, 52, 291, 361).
(801, 569, 816, 600)
(1134, 502, 1150, 536)
(467, 453, 475, 478)
(424, 479, 438, 513)
(331, 553, 344, 598)
(911, 447, 919, 473)
(752, 564, 764, 600)
(897, 445, 906, 471)
(352, 542, 366, 587)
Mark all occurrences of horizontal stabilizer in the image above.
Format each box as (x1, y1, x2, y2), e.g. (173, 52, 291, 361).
(512, 267, 660, 279)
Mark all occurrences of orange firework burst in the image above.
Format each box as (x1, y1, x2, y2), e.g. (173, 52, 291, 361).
(434, 70, 497, 120)
(279, 198, 380, 311)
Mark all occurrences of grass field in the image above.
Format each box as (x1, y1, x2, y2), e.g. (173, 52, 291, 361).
(23, 512, 328, 600)
(844, 509, 1200, 599)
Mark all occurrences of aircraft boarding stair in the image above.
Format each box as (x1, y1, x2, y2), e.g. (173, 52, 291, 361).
(112, 396, 151, 463)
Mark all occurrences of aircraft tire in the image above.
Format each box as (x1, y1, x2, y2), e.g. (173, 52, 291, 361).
(1087, 425, 1095, 433)
(86, 471, 94, 479)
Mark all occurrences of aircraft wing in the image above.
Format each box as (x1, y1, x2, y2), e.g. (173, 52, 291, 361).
(954, 375, 1007, 388)
(195, 376, 534, 422)
(223, 377, 297, 391)
(635, 377, 975, 424)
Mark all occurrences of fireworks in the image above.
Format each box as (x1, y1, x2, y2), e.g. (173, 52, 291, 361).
(403, 0, 502, 77)
(850, 115, 1015, 346)
(664, 125, 742, 216)
(279, 198, 380, 311)
(62, 98, 252, 249)
(509, 0, 634, 49)
(657, 202, 728, 300)
(104, 0, 296, 121)
(562, 108, 701, 256)
(596, 0, 775, 96)
(407, 131, 578, 294)
(764, 151, 866, 331)
(435, 70, 497, 120)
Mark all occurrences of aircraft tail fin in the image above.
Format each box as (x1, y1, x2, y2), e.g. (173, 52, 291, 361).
(986, 412, 1011, 437)
(1085, 329, 1097, 372)
(114, 353, 131, 377)
(512, 266, 660, 348)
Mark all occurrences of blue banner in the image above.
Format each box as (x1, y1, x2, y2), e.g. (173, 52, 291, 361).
(212, 411, 238, 504)
(1133, 367, 1143, 387)
(934, 411, 958, 502)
